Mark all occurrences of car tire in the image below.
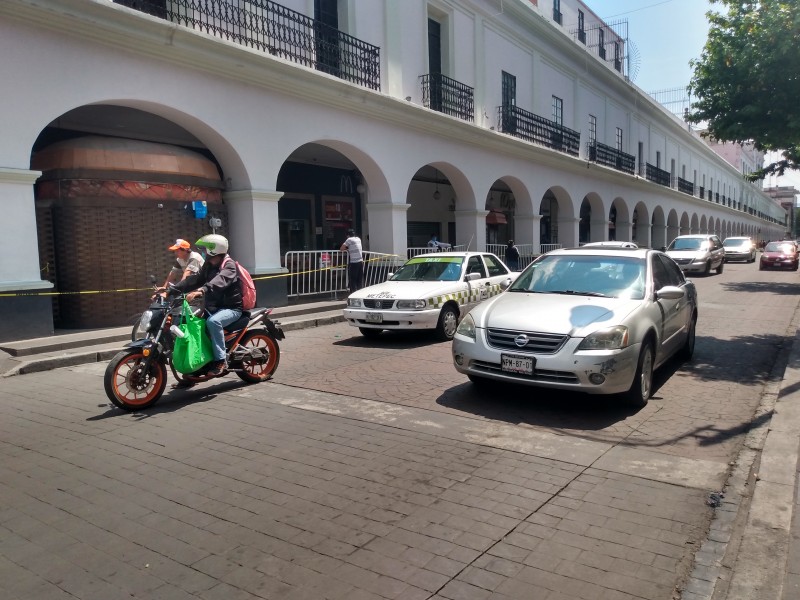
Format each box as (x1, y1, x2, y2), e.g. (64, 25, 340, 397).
(624, 342, 654, 408)
(359, 327, 382, 338)
(716, 260, 724, 274)
(679, 313, 697, 361)
(703, 261, 712, 276)
(435, 305, 459, 341)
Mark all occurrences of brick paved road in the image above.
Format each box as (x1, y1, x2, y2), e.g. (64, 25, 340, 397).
(0, 261, 796, 600)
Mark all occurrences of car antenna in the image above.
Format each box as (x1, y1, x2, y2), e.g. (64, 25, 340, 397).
(466, 234, 474, 251)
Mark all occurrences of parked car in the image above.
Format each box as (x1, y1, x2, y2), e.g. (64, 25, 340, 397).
(343, 252, 516, 340)
(722, 237, 757, 263)
(665, 234, 725, 275)
(759, 241, 799, 271)
(452, 247, 698, 407)
(582, 241, 638, 248)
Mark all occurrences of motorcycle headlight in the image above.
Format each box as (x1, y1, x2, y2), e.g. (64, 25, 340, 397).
(456, 313, 476, 339)
(396, 299, 427, 309)
(577, 325, 629, 350)
(347, 298, 363, 308)
(139, 310, 155, 331)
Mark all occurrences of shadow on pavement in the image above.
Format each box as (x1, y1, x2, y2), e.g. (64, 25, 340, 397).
(722, 281, 800, 295)
(332, 330, 446, 350)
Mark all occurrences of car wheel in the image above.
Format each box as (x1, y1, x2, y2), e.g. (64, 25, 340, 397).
(679, 313, 697, 361)
(703, 261, 712, 276)
(624, 342, 654, 408)
(435, 305, 459, 341)
(716, 260, 724, 274)
(759, 263, 765, 271)
(359, 327, 382, 338)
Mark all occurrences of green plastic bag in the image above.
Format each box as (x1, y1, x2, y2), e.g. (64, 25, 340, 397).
(172, 300, 214, 374)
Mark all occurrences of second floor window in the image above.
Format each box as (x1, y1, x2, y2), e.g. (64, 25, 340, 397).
(552, 96, 563, 126)
(598, 29, 606, 59)
(553, 0, 562, 24)
(616, 127, 623, 151)
(578, 10, 585, 43)
(589, 115, 597, 145)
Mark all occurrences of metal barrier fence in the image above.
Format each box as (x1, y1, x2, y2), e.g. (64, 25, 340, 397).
(284, 250, 403, 298)
(406, 244, 466, 258)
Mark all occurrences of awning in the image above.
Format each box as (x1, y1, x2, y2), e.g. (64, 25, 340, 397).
(486, 211, 507, 225)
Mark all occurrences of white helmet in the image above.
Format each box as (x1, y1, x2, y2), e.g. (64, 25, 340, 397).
(196, 234, 228, 257)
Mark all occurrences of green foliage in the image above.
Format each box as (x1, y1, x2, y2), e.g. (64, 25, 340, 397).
(687, 0, 800, 181)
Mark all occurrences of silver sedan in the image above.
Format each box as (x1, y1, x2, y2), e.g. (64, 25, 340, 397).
(452, 247, 698, 407)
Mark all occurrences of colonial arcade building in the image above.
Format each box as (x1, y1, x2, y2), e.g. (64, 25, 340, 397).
(0, 0, 784, 341)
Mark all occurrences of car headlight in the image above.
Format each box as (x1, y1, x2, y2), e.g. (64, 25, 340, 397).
(456, 313, 476, 339)
(577, 325, 630, 350)
(347, 298, 363, 308)
(396, 299, 427, 309)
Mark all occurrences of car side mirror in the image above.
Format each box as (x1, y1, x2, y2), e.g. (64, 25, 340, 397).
(465, 272, 481, 281)
(656, 286, 685, 300)
(499, 278, 512, 290)
(386, 272, 394, 281)
(660, 246, 667, 252)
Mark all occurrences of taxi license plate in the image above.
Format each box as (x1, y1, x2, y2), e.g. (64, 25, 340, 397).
(365, 312, 383, 324)
(501, 354, 534, 375)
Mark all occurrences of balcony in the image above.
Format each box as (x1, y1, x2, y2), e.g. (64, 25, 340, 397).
(598, 46, 606, 60)
(643, 163, 671, 187)
(699, 186, 705, 198)
(577, 29, 586, 44)
(716, 192, 720, 203)
(421, 73, 475, 123)
(677, 177, 694, 195)
(497, 105, 580, 157)
(113, 0, 381, 90)
(586, 142, 635, 174)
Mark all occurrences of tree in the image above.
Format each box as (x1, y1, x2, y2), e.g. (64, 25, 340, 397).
(687, 0, 800, 181)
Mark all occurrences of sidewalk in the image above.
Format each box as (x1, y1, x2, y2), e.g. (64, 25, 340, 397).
(0, 299, 345, 377)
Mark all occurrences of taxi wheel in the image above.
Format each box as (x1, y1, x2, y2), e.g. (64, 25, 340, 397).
(436, 305, 459, 341)
(359, 327, 382, 338)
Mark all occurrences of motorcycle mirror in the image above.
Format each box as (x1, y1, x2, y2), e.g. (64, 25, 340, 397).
(150, 275, 157, 284)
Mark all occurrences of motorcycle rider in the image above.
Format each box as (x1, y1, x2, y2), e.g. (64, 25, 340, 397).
(172, 234, 242, 377)
(163, 238, 204, 288)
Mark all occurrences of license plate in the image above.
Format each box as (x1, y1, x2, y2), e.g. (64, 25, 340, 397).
(501, 353, 534, 375)
(365, 312, 383, 324)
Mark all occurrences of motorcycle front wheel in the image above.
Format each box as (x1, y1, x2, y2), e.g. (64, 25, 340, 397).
(104, 350, 167, 411)
(235, 330, 280, 383)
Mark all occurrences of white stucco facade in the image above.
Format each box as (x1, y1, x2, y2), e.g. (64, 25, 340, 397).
(0, 0, 785, 338)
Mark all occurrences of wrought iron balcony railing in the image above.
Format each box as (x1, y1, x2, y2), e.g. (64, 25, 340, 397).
(577, 29, 586, 44)
(699, 186, 705, 198)
(708, 189, 713, 201)
(677, 177, 694, 195)
(586, 142, 635, 174)
(715, 192, 720, 203)
(497, 105, 580, 157)
(420, 73, 475, 122)
(643, 163, 671, 187)
(113, 0, 381, 90)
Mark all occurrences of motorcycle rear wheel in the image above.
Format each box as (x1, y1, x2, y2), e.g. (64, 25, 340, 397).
(104, 350, 167, 411)
(235, 330, 280, 383)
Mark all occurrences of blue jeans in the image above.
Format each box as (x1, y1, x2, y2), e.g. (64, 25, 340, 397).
(206, 308, 242, 361)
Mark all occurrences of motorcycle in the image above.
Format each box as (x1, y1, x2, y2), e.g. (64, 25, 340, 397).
(104, 286, 284, 412)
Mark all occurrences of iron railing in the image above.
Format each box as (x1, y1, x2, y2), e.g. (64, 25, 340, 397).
(420, 73, 475, 122)
(114, 0, 381, 90)
(497, 105, 580, 157)
(716, 192, 720, 203)
(699, 186, 705, 198)
(643, 163, 671, 187)
(284, 250, 401, 298)
(586, 142, 635, 174)
(677, 177, 694, 195)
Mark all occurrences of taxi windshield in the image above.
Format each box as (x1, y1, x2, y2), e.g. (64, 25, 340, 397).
(391, 257, 464, 282)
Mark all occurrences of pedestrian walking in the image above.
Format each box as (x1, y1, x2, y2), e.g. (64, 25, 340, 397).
(505, 239, 520, 271)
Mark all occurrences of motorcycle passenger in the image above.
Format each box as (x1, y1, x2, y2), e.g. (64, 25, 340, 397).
(163, 238, 204, 288)
(173, 234, 242, 377)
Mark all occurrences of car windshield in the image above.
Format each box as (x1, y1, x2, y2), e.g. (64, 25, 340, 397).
(724, 239, 749, 248)
(509, 255, 646, 299)
(765, 242, 795, 253)
(390, 256, 464, 281)
(668, 238, 708, 251)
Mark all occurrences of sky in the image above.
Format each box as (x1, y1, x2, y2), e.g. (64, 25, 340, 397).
(590, 0, 800, 194)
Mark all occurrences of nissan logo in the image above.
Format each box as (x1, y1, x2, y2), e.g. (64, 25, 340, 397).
(514, 334, 529, 348)
(374, 300, 382, 309)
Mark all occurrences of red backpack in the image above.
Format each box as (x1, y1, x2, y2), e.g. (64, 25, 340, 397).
(224, 257, 257, 310)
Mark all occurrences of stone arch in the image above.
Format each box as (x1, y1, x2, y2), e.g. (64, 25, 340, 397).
(538, 186, 574, 248)
(578, 192, 605, 244)
(631, 201, 650, 248)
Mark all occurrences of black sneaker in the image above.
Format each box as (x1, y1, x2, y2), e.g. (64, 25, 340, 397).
(207, 360, 227, 377)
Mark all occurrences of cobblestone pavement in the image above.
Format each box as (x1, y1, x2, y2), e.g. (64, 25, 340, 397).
(0, 262, 797, 600)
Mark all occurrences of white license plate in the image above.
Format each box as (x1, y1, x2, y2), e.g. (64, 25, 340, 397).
(365, 312, 383, 324)
(501, 354, 534, 375)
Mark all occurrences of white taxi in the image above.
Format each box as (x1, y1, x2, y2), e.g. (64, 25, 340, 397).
(344, 252, 516, 340)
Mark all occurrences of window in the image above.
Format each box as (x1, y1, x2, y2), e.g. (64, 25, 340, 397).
(501, 71, 517, 133)
(598, 28, 606, 59)
(614, 42, 621, 71)
(552, 96, 563, 126)
(589, 115, 597, 145)
(656, 151, 661, 169)
(578, 10, 586, 43)
(466, 256, 487, 279)
(615, 127, 623, 151)
(638, 142, 643, 168)
(553, 0, 562, 24)
(483, 255, 508, 277)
